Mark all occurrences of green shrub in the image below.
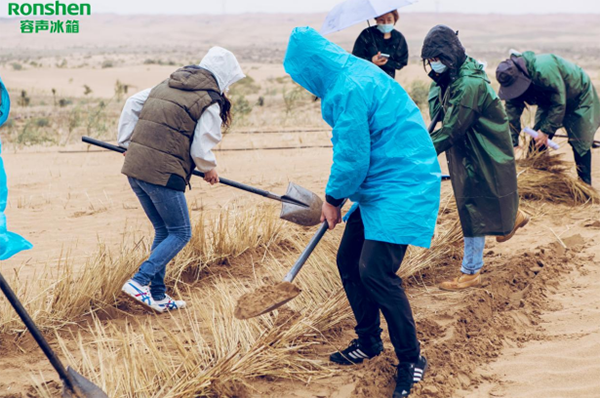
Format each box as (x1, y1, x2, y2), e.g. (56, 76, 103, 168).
(232, 95, 252, 118)
(409, 80, 431, 110)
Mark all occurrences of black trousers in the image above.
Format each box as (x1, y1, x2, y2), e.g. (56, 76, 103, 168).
(528, 138, 593, 185)
(336, 208, 420, 362)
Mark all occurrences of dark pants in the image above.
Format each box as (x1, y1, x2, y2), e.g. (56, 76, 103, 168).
(336, 208, 420, 363)
(573, 149, 592, 185)
(528, 138, 593, 185)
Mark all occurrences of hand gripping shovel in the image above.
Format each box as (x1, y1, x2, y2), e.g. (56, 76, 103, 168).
(234, 200, 347, 320)
(0, 272, 108, 397)
(82, 137, 323, 226)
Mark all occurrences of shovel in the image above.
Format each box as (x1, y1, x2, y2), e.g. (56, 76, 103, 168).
(234, 200, 347, 320)
(82, 137, 323, 226)
(0, 272, 108, 398)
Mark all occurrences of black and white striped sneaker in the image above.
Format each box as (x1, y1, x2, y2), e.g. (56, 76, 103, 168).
(392, 356, 428, 398)
(329, 339, 383, 365)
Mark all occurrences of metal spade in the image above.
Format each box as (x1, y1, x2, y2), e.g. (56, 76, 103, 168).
(0, 272, 109, 398)
(82, 137, 323, 226)
(234, 200, 346, 320)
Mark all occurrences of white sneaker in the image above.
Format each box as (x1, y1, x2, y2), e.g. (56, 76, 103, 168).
(122, 279, 153, 309)
(150, 294, 186, 313)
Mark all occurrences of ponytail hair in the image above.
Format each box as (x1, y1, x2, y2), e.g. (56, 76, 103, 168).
(220, 93, 232, 131)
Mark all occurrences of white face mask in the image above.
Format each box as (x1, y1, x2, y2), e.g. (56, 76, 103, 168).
(377, 24, 394, 34)
(430, 60, 448, 74)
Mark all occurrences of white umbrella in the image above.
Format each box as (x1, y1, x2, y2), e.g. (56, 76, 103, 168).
(320, 0, 418, 35)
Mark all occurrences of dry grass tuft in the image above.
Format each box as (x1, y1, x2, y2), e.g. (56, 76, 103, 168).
(517, 152, 599, 205)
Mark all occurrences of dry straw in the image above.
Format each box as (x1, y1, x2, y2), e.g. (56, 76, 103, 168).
(517, 151, 599, 205)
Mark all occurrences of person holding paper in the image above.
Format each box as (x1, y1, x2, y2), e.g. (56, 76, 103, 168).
(496, 51, 600, 185)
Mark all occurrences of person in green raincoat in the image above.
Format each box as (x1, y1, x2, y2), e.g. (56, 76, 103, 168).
(422, 25, 528, 291)
(496, 51, 600, 185)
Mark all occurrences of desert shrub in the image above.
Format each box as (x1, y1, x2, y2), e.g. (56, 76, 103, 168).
(230, 75, 261, 96)
(409, 80, 431, 110)
(83, 85, 93, 95)
(11, 62, 23, 71)
(283, 84, 311, 115)
(59, 98, 73, 107)
(232, 95, 252, 118)
(35, 117, 50, 127)
(101, 60, 114, 69)
(18, 90, 30, 107)
(16, 119, 56, 146)
(114, 80, 129, 100)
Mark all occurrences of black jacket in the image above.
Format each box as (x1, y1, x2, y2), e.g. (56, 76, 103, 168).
(352, 26, 408, 78)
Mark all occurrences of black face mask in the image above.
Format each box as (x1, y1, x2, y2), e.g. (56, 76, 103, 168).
(428, 69, 451, 90)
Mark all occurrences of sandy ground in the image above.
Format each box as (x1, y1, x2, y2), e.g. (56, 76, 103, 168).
(1, 12, 600, 398)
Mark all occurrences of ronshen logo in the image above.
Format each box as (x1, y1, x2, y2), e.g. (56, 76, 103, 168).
(8, 2, 91, 34)
(8, 2, 91, 16)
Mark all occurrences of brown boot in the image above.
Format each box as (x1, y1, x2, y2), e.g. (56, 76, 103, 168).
(439, 272, 482, 291)
(496, 210, 530, 243)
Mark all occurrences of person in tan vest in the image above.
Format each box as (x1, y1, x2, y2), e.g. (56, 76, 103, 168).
(117, 47, 245, 313)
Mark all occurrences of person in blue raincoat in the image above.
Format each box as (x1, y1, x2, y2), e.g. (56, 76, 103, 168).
(1, 76, 33, 260)
(284, 27, 441, 398)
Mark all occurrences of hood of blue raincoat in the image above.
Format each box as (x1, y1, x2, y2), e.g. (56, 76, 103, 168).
(284, 26, 350, 99)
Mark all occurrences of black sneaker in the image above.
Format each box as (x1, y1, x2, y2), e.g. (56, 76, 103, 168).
(329, 338, 384, 365)
(392, 356, 428, 398)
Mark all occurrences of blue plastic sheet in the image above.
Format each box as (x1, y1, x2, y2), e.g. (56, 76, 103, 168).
(1, 76, 32, 260)
(284, 27, 441, 248)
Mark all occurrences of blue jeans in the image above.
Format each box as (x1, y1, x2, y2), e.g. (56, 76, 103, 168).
(461, 237, 485, 275)
(128, 177, 191, 300)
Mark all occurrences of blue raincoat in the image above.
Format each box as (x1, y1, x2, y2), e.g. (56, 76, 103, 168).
(284, 27, 441, 248)
(0, 76, 33, 260)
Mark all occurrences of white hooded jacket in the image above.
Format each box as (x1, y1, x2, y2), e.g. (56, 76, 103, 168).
(117, 47, 245, 172)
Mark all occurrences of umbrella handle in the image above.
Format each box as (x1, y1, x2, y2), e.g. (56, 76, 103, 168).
(283, 199, 347, 283)
(0, 272, 77, 392)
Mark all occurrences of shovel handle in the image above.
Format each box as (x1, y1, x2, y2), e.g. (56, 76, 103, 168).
(0, 272, 77, 392)
(283, 200, 347, 283)
(81, 137, 298, 204)
(428, 110, 442, 134)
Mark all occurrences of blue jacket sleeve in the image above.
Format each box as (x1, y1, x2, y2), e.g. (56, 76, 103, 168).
(325, 89, 371, 201)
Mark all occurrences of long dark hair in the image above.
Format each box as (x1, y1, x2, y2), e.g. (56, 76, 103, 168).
(220, 93, 232, 131)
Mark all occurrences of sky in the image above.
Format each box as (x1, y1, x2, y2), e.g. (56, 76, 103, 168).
(2, 0, 600, 16)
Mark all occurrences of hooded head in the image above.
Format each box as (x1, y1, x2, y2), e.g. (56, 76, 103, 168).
(199, 46, 245, 94)
(421, 25, 467, 80)
(283, 27, 351, 99)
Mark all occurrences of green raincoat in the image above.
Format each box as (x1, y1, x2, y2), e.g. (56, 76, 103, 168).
(505, 51, 600, 156)
(429, 57, 519, 237)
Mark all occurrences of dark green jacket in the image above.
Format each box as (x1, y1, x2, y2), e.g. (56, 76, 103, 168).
(122, 66, 222, 191)
(505, 51, 600, 156)
(429, 57, 518, 237)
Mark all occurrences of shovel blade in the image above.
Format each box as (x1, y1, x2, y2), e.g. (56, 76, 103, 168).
(280, 183, 323, 226)
(234, 282, 302, 320)
(62, 367, 109, 398)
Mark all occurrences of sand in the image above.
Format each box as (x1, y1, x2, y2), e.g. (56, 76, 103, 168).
(234, 282, 302, 320)
(1, 12, 600, 398)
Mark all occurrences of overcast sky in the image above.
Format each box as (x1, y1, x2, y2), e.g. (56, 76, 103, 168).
(3, 0, 600, 16)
